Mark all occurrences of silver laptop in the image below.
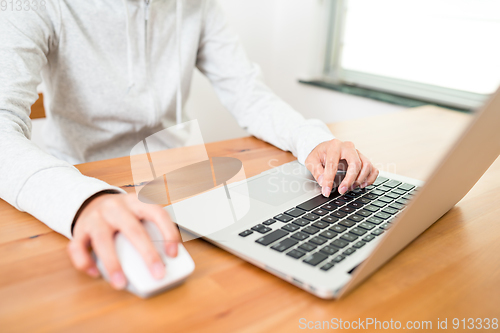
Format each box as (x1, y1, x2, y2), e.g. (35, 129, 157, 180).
(164, 89, 500, 299)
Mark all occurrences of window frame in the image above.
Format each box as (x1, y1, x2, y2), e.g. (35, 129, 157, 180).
(321, 0, 490, 110)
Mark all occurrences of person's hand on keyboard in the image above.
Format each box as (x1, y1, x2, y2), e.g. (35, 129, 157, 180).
(67, 193, 181, 289)
(305, 139, 379, 197)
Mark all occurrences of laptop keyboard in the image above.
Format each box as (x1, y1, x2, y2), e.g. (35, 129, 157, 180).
(238, 176, 417, 272)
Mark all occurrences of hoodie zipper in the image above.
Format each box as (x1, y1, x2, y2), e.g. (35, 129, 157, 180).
(144, 0, 161, 126)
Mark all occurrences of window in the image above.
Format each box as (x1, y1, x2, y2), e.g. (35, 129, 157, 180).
(323, 0, 500, 109)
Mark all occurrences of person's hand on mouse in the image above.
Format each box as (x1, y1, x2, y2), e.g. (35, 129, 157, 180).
(67, 192, 180, 290)
(305, 139, 379, 197)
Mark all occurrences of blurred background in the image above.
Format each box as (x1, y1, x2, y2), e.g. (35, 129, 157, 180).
(31, 0, 500, 148)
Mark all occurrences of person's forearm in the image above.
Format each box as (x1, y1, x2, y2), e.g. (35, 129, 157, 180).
(196, 0, 334, 163)
(0, 119, 126, 238)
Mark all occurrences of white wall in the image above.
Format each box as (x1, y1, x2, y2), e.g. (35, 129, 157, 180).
(186, 0, 404, 143)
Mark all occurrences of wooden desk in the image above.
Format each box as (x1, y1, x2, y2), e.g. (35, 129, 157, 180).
(1, 106, 499, 332)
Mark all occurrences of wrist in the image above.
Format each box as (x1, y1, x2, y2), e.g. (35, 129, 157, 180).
(71, 190, 121, 235)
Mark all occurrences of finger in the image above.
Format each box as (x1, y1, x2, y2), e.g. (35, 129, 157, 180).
(366, 166, 380, 186)
(130, 199, 181, 258)
(321, 144, 341, 197)
(90, 224, 127, 290)
(107, 205, 166, 280)
(67, 234, 100, 278)
(305, 149, 325, 186)
(355, 153, 372, 188)
(338, 144, 362, 195)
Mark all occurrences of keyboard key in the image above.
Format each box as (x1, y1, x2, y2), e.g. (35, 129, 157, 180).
(340, 206, 356, 213)
(285, 208, 306, 217)
(373, 177, 388, 186)
(291, 231, 309, 241)
(398, 183, 415, 191)
(358, 222, 376, 230)
(342, 248, 356, 256)
(377, 186, 392, 192)
(256, 229, 288, 245)
(378, 196, 393, 203)
(274, 214, 293, 222)
(362, 234, 376, 242)
(321, 204, 336, 211)
(251, 224, 272, 234)
(319, 230, 337, 239)
(321, 216, 338, 224)
(286, 249, 306, 259)
(329, 225, 347, 233)
(396, 198, 409, 205)
(320, 263, 335, 271)
(348, 202, 364, 209)
(355, 210, 371, 217)
(384, 180, 402, 188)
(271, 238, 298, 252)
(312, 208, 328, 216)
(292, 218, 309, 227)
(367, 217, 383, 224)
(402, 194, 413, 200)
(297, 194, 331, 211)
(330, 199, 346, 206)
(303, 252, 328, 266)
(298, 243, 317, 252)
(331, 255, 346, 263)
(371, 201, 387, 208)
(239, 230, 253, 237)
(349, 227, 367, 236)
(380, 223, 391, 230)
(309, 236, 328, 245)
(339, 220, 356, 228)
(331, 211, 347, 218)
(371, 229, 385, 236)
(319, 245, 339, 255)
(382, 207, 398, 215)
(303, 213, 320, 221)
(389, 203, 405, 210)
(345, 191, 360, 198)
(353, 241, 366, 248)
(347, 215, 364, 223)
(263, 219, 277, 226)
(370, 190, 385, 196)
(340, 233, 358, 242)
(385, 192, 400, 199)
(392, 189, 406, 195)
(363, 205, 379, 213)
(331, 239, 349, 248)
(302, 226, 320, 235)
(354, 198, 370, 205)
(340, 196, 354, 202)
(312, 221, 329, 229)
(364, 194, 378, 200)
(387, 217, 398, 224)
(365, 185, 376, 190)
(374, 212, 391, 220)
(282, 223, 300, 232)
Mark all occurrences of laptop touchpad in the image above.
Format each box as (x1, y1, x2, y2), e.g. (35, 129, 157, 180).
(233, 173, 318, 206)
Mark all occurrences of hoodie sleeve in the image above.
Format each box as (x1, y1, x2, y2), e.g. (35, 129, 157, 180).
(196, 0, 335, 164)
(0, 5, 125, 239)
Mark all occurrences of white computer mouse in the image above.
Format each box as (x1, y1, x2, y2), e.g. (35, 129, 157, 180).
(95, 220, 195, 298)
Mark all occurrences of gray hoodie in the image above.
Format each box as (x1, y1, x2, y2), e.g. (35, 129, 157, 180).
(0, 0, 334, 238)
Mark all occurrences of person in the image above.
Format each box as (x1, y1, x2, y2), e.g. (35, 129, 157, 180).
(0, 0, 378, 290)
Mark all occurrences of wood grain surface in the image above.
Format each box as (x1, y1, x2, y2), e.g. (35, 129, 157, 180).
(1, 106, 499, 332)
(30, 94, 46, 120)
